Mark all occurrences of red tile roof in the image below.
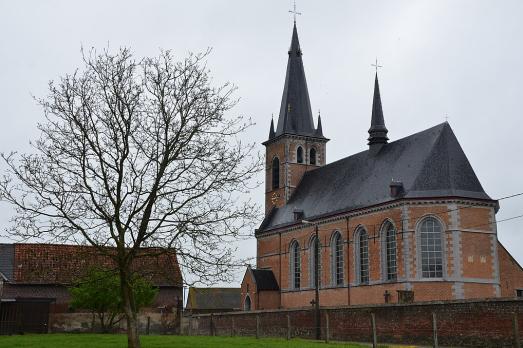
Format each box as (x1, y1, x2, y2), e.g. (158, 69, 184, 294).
(7, 243, 182, 287)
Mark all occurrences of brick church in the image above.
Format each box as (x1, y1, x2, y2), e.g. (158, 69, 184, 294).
(240, 23, 523, 310)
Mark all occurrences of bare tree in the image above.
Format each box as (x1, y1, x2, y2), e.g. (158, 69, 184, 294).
(0, 48, 261, 348)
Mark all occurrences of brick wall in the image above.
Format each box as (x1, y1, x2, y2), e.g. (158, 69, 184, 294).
(252, 201, 509, 309)
(50, 311, 179, 334)
(187, 298, 523, 347)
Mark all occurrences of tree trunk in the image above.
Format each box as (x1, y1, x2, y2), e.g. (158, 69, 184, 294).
(121, 267, 141, 348)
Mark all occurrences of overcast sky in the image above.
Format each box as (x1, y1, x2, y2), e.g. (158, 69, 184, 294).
(1, 0, 522, 286)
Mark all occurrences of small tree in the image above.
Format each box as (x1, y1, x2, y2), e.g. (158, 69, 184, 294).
(0, 48, 261, 348)
(70, 268, 157, 333)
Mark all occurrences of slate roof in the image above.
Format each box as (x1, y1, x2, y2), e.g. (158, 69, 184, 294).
(0, 243, 183, 287)
(251, 268, 279, 291)
(259, 122, 492, 232)
(274, 23, 324, 139)
(185, 287, 241, 311)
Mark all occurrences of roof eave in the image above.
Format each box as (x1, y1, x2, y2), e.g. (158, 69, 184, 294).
(257, 195, 499, 235)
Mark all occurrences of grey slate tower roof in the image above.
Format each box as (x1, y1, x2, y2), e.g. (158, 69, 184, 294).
(274, 23, 324, 139)
(368, 73, 389, 146)
(258, 122, 493, 233)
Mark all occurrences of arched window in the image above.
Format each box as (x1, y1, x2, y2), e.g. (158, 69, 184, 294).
(272, 157, 280, 189)
(310, 148, 317, 165)
(309, 236, 321, 288)
(289, 241, 301, 289)
(355, 228, 369, 284)
(296, 146, 303, 163)
(419, 217, 444, 278)
(382, 221, 397, 281)
(331, 232, 344, 286)
(244, 295, 251, 311)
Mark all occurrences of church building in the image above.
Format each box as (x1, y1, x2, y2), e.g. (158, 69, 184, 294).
(240, 23, 523, 310)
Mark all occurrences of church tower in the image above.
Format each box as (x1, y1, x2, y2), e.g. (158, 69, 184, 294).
(263, 23, 328, 214)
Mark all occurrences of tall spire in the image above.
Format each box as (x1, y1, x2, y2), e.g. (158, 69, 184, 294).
(274, 23, 319, 138)
(368, 73, 388, 150)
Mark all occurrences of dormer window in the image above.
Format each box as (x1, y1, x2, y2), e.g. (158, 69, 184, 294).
(297, 146, 303, 163)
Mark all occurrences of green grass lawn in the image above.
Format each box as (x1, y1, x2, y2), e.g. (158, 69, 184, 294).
(0, 334, 381, 348)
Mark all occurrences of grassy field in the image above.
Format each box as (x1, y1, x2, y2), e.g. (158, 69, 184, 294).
(0, 334, 388, 348)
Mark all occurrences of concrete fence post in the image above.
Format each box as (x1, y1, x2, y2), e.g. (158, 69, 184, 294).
(231, 317, 235, 337)
(325, 311, 330, 343)
(432, 312, 438, 348)
(514, 312, 521, 348)
(371, 312, 377, 348)
(210, 314, 214, 336)
(287, 314, 291, 340)
(256, 314, 260, 339)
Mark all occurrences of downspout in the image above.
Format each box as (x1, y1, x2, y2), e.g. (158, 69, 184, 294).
(346, 216, 351, 306)
(279, 231, 282, 308)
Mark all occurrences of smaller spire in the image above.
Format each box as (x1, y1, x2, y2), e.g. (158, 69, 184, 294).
(368, 73, 389, 150)
(315, 111, 323, 137)
(269, 117, 276, 139)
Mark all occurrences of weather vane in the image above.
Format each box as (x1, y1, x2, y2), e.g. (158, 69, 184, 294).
(289, 0, 302, 22)
(371, 58, 383, 73)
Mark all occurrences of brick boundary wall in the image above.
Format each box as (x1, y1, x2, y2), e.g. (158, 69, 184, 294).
(186, 298, 523, 347)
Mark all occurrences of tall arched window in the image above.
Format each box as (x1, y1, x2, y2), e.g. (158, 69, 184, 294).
(296, 146, 303, 163)
(310, 148, 317, 165)
(244, 295, 251, 311)
(272, 157, 280, 189)
(355, 228, 369, 284)
(310, 236, 321, 288)
(419, 217, 444, 278)
(382, 221, 397, 281)
(331, 232, 344, 286)
(289, 241, 301, 289)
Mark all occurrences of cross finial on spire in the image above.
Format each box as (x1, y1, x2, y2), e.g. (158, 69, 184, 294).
(289, 0, 302, 23)
(371, 58, 383, 74)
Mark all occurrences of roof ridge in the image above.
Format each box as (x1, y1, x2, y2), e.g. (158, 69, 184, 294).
(409, 123, 451, 192)
(307, 122, 448, 173)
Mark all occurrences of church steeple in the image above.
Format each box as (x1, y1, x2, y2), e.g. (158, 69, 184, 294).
(262, 22, 328, 215)
(274, 22, 320, 138)
(368, 73, 388, 151)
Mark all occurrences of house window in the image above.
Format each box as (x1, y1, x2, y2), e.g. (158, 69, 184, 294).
(244, 295, 251, 311)
(297, 146, 303, 163)
(516, 289, 523, 298)
(290, 241, 301, 289)
(272, 157, 280, 189)
(310, 236, 321, 288)
(383, 222, 397, 281)
(310, 148, 317, 165)
(356, 228, 369, 284)
(419, 217, 444, 278)
(331, 232, 344, 286)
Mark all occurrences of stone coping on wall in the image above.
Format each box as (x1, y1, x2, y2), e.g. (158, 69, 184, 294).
(188, 296, 523, 317)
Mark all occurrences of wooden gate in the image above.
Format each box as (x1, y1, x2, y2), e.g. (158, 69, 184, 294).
(0, 300, 51, 334)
